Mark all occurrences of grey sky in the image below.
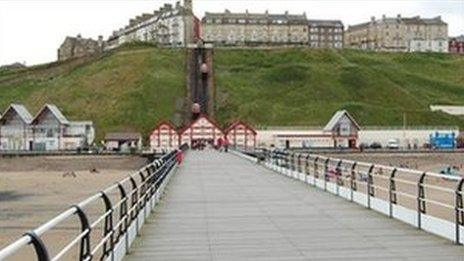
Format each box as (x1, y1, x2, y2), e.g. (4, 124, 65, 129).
(0, 0, 463, 66)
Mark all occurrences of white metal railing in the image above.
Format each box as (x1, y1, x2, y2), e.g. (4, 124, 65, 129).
(0, 145, 187, 261)
(238, 148, 464, 245)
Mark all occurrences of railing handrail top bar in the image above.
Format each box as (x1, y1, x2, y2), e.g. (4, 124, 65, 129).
(274, 149, 462, 181)
(0, 236, 31, 259)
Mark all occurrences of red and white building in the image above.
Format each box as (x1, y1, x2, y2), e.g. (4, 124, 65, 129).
(224, 121, 257, 149)
(179, 115, 224, 148)
(149, 121, 180, 152)
(449, 36, 464, 54)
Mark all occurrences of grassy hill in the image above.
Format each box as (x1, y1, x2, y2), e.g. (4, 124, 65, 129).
(0, 47, 186, 140)
(1, 46, 464, 141)
(214, 48, 464, 128)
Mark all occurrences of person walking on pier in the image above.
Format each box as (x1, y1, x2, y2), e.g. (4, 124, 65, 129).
(217, 137, 224, 152)
(224, 137, 229, 153)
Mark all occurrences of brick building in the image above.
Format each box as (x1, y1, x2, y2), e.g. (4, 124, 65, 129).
(449, 35, 464, 54)
(308, 20, 344, 48)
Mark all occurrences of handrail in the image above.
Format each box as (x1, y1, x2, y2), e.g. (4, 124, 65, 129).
(0, 144, 187, 260)
(259, 148, 464, 245)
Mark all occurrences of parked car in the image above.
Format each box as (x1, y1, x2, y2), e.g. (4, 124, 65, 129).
(369, 142, 382, 149)
(359, 143, 369, 149)
(387, 139, 400, 150)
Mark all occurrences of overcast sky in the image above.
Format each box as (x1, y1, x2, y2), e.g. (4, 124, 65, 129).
(0, 0, 463, 66)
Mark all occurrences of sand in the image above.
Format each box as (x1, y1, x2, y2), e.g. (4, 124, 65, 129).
(0, 155, 147, 259)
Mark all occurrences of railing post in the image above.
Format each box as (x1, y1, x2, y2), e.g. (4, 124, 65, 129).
(389, 168, 398, 218)
(297, 154, 303, 180)
(417, 172, 427, 229)
(324, 158, 330, 191)
(138, 171, 146, 209)
(71, 205, 91, 261)
(116, 183, 128, 247)
(291, 152, 296, 177)
(23, 231, 50, 261)
(350, 162, 357, 202)
(100, 191, 114, 260)
(366, 165, 374, 209)
(335, 160, 343, 196)
(455, 178, 464, 245)
(284, 151, 289, 175)
(305, 155, 311, 184)
(129, 177, 139, 222)
(313, 156, 319, 187)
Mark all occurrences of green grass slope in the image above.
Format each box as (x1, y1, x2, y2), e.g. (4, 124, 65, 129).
(214, 48, 464, 128)
(0, 47, 185, 140)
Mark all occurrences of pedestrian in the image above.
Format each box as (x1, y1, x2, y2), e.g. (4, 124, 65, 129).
(224, 137, 229, 153)
(217, 137, 223, 152)
(176, 149, 184, 164)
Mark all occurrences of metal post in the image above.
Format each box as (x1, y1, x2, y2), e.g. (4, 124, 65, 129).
(455, 178, 464, 245)
(417, 172, 427, 229)
(335, 160, 343, 196)
(389, 168, 398, 218)
(138, 171, 146, 208)
(324, 158, 330, 191)
(129, 177, 139, 222)
(71, 205, 91, 261)
(116, 183, 128, 243)
(350, 162, 357, 202)
(291, 152, 296, 177)
(297, 154, 302, 180)
(367, 165, 375, 209)
(305, 155, 311, 184)
(23, 231, 50, 261)
(313, 156, 320, 187)
(101, 191, 114, 260)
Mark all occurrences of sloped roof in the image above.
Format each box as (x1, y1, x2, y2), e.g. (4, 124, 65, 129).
(224, 120, 257, 135)
(105, 132, 142, 141)
(308, 19, 343, 27)
(323, 110, 361, 132)
(179, 114, 224, 135)
(32, 104, 70, 125)
(0, 103, 33, 124)
(150, 120, 179, 137)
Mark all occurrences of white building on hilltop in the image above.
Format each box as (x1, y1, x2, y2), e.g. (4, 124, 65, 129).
(106, 0, 198, 49)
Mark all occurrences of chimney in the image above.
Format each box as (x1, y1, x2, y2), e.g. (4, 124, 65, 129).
(184, 0, 192, 11)
(98, 35, 104, 49)
(77, 34, 82, 39)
